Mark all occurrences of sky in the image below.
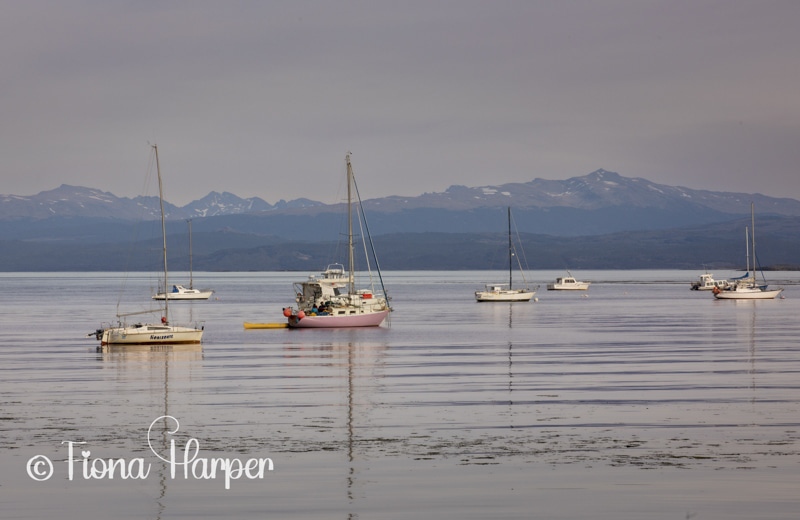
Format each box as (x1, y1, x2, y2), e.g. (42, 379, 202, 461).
(2, 1, 800, 206)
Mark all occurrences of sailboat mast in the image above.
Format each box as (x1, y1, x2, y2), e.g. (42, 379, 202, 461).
(154, 145, 169, 323)
(750, 202, 756, 279)
(507, 207, 513, 289)
(745, 226, 750, 276)
(346, 154, 355, 295)
(187, 219, 193, 289)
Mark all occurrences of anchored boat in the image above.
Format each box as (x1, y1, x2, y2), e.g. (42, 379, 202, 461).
(88, 145, 204, 345)
(283, 154, 391, 328)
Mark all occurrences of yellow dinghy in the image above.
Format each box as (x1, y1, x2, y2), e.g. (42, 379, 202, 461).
(243, 322, 288, 329)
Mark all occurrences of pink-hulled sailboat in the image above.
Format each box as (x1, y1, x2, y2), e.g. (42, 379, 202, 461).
(283, 154, 392, 328)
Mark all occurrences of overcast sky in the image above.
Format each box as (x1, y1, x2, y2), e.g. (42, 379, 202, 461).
(2, 1, 799, 206)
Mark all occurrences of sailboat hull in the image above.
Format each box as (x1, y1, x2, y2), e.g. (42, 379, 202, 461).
(101, 324, 204, 345)
(288, 309, 390, 328)
(152, 289, 213, 300)
(152, 294, 212, 300)
(475, 290, 534, 302)
(713, 288, 783, 300)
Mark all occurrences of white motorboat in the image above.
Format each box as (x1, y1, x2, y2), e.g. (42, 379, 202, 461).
(690, 272, 730, 291)
(547, 272, 590, 290)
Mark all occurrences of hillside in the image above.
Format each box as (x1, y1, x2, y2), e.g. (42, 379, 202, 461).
(2, 214, 799, 271)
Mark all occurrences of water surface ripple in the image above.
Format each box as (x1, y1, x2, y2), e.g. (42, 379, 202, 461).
(2, 270, 800, 519)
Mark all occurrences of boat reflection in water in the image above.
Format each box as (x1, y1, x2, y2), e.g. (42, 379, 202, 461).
(96, 342, 203, 519)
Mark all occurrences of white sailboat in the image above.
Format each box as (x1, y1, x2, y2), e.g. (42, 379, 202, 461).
(152, 219, 214, 300)
(713, 203, 783, 300)
(153, 284, 213, 300)
(89, 145, 205, 345)
(475, 207, 535, 302)
(283, 153, 392, 328)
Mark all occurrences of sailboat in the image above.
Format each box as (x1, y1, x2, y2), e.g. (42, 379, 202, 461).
(713, 202, 783, 300)
(282, 153, 392, 328)
(475, 207, 535, 302)
(152, 219, 214, 300)
(89, 145, 205, 345)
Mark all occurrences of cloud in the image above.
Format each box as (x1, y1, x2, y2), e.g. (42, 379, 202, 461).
(1, 1, 799, 205)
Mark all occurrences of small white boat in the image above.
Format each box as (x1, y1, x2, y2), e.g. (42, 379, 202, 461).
(153, 219, 213, 300)
(153, 284, 213, 300)
(475, 207, 535, 302)
(547, 272, 590, 291)
(690, 272, 730, 291)
(283, 154, 392, 328)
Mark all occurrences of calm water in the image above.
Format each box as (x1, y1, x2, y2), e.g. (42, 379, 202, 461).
(2, 270, 800, 519)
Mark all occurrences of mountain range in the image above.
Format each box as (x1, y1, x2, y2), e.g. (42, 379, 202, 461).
(2, 169, 800, 271)
(0, 184, 321, 220)
(4, 169, 800, 223)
